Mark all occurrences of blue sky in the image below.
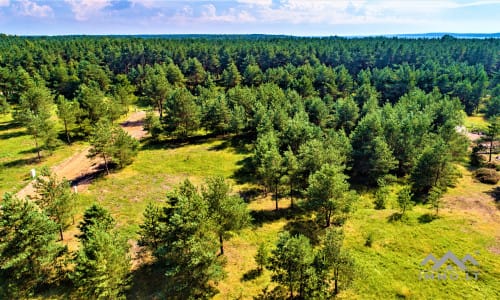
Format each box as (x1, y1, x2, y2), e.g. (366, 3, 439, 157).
(0, 0, 499, 36)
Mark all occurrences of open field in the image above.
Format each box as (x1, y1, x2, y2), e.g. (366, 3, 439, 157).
(0, 113, 87, 196)
(62, 134, 498, 299)
(3, 108, 498, 299)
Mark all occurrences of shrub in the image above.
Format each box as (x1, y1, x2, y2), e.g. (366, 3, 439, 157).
(474, 168, 500, 184)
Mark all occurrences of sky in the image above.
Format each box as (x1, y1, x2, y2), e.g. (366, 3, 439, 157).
(0, 0, 499, 36)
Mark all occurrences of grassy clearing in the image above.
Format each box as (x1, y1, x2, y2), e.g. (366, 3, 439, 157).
(69, 134, 499, 299)
(4, 124, 494, 299)
(464, 114, 489, 132)
(0, 113, 86, 196)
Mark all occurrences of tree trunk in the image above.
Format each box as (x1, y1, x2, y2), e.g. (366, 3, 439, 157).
(334, 268, 339, 295)
(275, 182, 279, 211)
(102, 153, 110, 175)
(290, 183, 294, 209)
(219, 234, 224, 255)
(64, 119, 71, 144)
(489, 138, 493, 162)
(34, 134, 41, 161)
(59, 224, 64, 241)
(158, 99, 163, 119)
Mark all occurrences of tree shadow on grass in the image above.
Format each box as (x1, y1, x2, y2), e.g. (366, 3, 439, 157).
(2, 157, 40, 169)
(0, 121, 22, 131)
(418, 213, 438, 224)
(238, 187, 264, 203)
(485, 186, 500, 209)
(231, 157, 257, 185)
(208, 133, 253, 155)
(140, 133, 219, 151)
(241, 268, 262, 282)
(0, 130, 26, 140)
(284, 217, 324, 246)
(250, 204, 301, 227)
(128, 262, 167, 300)
(387, 212, 403, 222)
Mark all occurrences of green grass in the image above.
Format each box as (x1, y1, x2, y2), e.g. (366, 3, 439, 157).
(0, 113, 86, 196)
(69, 135, 499, 299)
(464, 114, 489, 132)
(4, 123, 496, 299)
(76, 137, 251, 239)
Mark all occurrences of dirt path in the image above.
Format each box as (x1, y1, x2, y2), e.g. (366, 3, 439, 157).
(16, 111, 147, 199)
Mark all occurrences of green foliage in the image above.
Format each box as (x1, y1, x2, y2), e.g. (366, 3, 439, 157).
(0, 94, 9, 114)
(428, 186, 444, 216)
(156, 179, 225, 299)
(350, 112, 397, 185)
(142, 64, 170, 118)
(56, 95, 79, 144)
(202, 176, 251, 255)
(485, 116, 499, 162)
(34, 167, 75, 240)
(255, 243, 269, 272)
(268, 232, 315, 299)
(410, 138, 459, 197)
(397, 185, 413, 216)
(0, 193, 66, 298)
(316, 228, 356, 296)
(88, 120, 139, 173)
(138, 202, 163, 252)
(77, 204, 116, 241)
(374, 182, 389, 210)
(307, 164, 356, 227)
(71, 225, 130, 299)
(143, 110, 162, 140)
(164, 88, 201, 138)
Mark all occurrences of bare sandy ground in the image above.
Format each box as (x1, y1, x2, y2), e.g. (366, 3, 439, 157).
(16, 111, 147, 199)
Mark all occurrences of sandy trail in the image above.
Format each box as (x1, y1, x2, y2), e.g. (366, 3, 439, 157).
(16, 111, 147, 199)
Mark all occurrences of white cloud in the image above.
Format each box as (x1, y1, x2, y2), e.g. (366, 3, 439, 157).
(65, 0, 112, 21)
(0, 0, 9, 7)
(237, 0, 272, 6)
(15, 0, 53, 18)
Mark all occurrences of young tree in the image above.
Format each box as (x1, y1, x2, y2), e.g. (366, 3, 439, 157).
(15, 83, 57, 160)
(485, 116, 499, 162)
(111, 127, 139, 168)
(56, 95, 79, 144)
(0, 194, 66, 298)
(397, 185, 413, 217)
(88, 121, 138, 174)
(88, 120, 114, 174)
(144, 110, 162, 140)
(77, 204, 115, 241)
(410, 138, 458, 196)
(222, 62, 242, 89)
(143, 65, 170, 119)
(307, 164, 355, 227)
(0, 94, 9, 114)
(316, 228, 356, 296)
(350, 112, 397, 185)
(255, 243, 269, 273)
(138, 202, 163, 252)
(33, 167, 75, 240)
(25, 111, 58, 161)
(72, 225, 130, 299)
(164, 88, 201, 138)
(268, 232, 315, 299)
(282, 149, 300, 209)
(156, 180, 225, 299)
(428, 186, 444, 216)
(202, 176, 251, 255)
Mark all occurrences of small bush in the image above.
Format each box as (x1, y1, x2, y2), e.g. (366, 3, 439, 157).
(474, 168, 500, 184)
(365, 232, 374, 247)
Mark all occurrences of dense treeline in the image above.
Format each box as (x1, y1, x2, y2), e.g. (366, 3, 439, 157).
(1, 35, 499, 298)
